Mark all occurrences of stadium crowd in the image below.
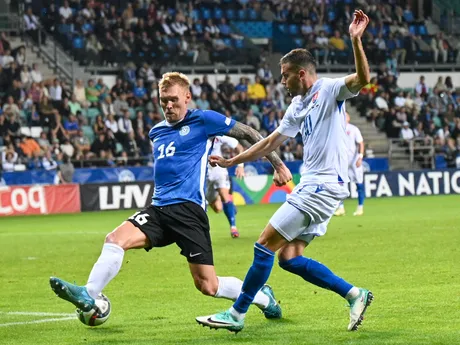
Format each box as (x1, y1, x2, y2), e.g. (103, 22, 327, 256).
(26, 0, 460, 68)
(1, 0, 460, 174)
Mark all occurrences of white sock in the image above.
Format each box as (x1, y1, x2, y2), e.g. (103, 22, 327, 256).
(214, 276, 269, 309)
(345, 286, 360, 300)
(86, 243, 125, 299)
(229, 306, 246, 321)
(357, 205, 363, 211)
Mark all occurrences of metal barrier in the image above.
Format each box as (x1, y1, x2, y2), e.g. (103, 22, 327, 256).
(388, 137, 435, 170)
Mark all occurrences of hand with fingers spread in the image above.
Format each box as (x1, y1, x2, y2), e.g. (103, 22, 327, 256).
(349, 10, 370, 39)
(235, 165, 245, 179)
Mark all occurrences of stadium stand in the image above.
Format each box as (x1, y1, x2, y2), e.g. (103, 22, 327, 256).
(0, 0, 459, 174)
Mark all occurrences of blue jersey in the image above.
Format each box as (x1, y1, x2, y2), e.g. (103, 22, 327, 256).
(149, 109, 236, 209)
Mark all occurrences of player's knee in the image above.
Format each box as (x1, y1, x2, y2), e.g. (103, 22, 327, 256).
(194, 278, 218, 296)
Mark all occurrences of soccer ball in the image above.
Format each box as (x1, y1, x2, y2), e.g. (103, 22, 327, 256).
(76, 293, 111, 327)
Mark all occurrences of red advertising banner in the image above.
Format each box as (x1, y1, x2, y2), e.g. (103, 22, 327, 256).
(0, 184, 81, 216)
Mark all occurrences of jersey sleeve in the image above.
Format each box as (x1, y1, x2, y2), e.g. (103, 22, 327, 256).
(220, 135, 239, 149)
(327, 77, 360, 101)
(201, 110, 236, 138)
(354, 126, 364, 144)
(277, 98, 302, 138)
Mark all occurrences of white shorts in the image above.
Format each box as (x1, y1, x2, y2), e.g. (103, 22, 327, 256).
(269, 182, 349, 243)
(206, 166, 230, 203)
(348, 156, 364, 184)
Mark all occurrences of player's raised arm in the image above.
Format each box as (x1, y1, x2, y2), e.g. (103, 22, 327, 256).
(345, 10, 371, 94)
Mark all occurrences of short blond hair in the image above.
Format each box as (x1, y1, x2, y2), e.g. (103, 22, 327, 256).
(159, 72, 190, 90)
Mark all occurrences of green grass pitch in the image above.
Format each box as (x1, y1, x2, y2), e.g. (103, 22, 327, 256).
(0, 195, 459, 344)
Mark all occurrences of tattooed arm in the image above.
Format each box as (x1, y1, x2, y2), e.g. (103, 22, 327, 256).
(224, 122, 286, 169)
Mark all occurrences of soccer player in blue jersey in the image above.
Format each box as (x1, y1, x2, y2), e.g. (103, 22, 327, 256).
(49, 72, 292, 322)
(197, 10, 373, 333)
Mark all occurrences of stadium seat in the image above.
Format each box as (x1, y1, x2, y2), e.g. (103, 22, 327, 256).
(233, 39, 244, 49)
(294, 38, 304, 47)
(82, 125, 95, 143)
(409, 25, 417, 35)
(20, 127, 31, 136)
(278, 24, 287, 34)
(30, 127, 43, 138)
(418, 25, 428, 36)
(115, 142, 124, 154)
(288, 24, 299, 36)
(237, 9, 247, 20)
(87, 108, 100, 121)
(214, 8, 223, 20)
(191, 9, 200, 20)
(225, 9, 235, 20)
(248, 9, 259, 20)
(201, 8, 211, 20)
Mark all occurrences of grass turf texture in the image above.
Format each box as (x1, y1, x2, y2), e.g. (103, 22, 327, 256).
(0, 195, 459, 345)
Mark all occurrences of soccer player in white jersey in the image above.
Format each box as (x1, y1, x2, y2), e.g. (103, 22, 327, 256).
(197, 10, 373, 333)
(335, 112, 365, 216)
(206, 135, 245, 238)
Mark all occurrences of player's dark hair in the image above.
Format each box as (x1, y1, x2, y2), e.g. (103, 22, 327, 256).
(279, 48, 317, 73)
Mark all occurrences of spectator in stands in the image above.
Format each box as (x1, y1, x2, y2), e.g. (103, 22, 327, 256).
(401, 121, 414, 144)
(415, 75, 429, 99)
(243, 109, 260, 131)
(3, 96, 20, 118)
(57, 154, 75, 183)
(2, 151, 16, 172)
(248, 76, 266, 101)
(42, 150, 58, 171)
(86, 34, 103, 66)
(196, 92, 210, 110)
(59, 0, 73, 23)
(60, 138, 74, 158)
(85, 79, 100, 106)
(23, 7, 45, 44)
(16, 47, 26, 66)
(443, 137, 459, 168)
(105, 113, 118, 135)
(49, 78, 63, 108)
(64, 113, 79, 138)
(1, 49, 14, 69)
(30, 63, 43, 84)
(26, 148, 42, 168)
(118, 110, 133, 142)
(257, 63, 273, 86)
(431, 32, 448, 64)
(281, 144, 295, 162)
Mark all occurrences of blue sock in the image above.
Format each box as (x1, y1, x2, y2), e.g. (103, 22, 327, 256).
(279, 256, 352, 298)
(357, 183, 365, 206)
(233, 243, 274, 313)
(222, 201, 236, 227)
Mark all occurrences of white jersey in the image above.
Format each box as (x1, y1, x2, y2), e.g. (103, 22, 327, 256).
(278, 77, 358, 184)
(345, 123, 363, 160)
(210, 135, 239, 156)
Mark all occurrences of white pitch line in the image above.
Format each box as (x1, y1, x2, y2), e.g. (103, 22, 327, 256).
(0, 316, 76, 327)
(0, 311, 75, 317)
(0, 231, 106, 237)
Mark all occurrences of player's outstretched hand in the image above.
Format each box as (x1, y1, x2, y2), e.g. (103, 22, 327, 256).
(235, 165, 245, 179)
(349, 10, 369, 39)
(273, 165, 292, 186)
(209, 155, 231, 168)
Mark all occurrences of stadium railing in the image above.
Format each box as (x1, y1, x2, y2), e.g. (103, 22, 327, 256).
(388, 138, 435, 170)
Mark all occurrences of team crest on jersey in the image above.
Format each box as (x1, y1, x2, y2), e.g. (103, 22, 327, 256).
(179, 125, 190, 136)
(312, 91, 319, 103)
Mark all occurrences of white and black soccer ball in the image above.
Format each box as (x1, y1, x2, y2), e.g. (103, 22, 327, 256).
(76, 293, 111, 327)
